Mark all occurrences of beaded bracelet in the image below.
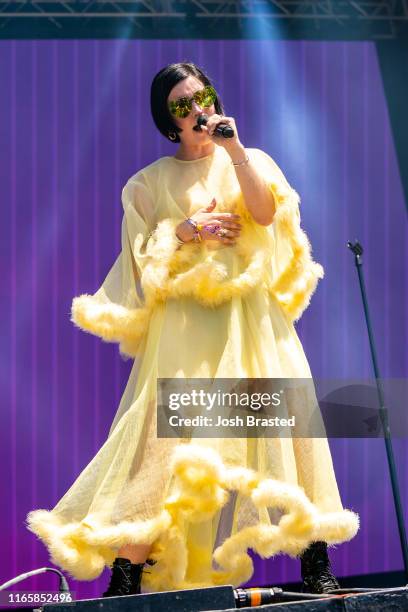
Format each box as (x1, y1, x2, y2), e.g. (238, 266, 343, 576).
(175, 218, 202, 245)
(185, 217, 203, 242)
(186, 217, 198, 231)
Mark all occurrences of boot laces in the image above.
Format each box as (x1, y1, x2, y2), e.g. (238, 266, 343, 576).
(103, 558, 157, 597)
(301, 542, 340, 593)
(104, 564, 133, 596)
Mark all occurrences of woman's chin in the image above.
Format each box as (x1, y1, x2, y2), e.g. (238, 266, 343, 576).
(195, 130, 211, 142)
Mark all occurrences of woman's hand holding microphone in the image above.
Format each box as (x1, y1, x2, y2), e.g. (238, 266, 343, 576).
(175, 197, 241, 246)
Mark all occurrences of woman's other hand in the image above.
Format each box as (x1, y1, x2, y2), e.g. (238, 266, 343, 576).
(176, 198, 242, 245)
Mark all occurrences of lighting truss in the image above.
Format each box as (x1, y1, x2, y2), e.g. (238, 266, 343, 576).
(1, 1, 408, 38)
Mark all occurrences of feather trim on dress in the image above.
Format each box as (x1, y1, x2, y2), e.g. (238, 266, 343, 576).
(26, 443, 359, 591)
(70, 169, 324, 358)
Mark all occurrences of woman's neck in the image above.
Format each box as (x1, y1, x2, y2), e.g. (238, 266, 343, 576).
(174, 142, 216, 161)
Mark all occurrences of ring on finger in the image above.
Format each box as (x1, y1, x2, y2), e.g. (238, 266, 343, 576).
(205, 224, 221, 234)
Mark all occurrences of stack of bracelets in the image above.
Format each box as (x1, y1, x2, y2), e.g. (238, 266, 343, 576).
(185, 217, 203, 243)
(175, 217, 229, 246)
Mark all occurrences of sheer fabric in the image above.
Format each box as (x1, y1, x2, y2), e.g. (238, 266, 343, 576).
(26, 146, 359, 591)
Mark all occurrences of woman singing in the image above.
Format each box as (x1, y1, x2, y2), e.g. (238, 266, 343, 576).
(26, 62, 359, 598)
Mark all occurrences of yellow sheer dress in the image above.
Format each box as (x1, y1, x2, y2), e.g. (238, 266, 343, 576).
(26, 145, 359, 592)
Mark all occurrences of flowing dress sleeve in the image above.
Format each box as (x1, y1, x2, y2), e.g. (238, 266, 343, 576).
(70, 170, 184, 360)
(237, 148, 325, 324)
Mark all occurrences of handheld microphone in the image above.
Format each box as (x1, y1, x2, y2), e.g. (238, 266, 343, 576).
(196, 113, 234, 138)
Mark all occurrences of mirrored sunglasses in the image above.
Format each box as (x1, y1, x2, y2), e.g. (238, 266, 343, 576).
(168, 85, 217, 118)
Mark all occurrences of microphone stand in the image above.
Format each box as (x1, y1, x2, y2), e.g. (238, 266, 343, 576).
(347, 240, 408, 580)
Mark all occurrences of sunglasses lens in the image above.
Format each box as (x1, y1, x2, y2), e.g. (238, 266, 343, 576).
(169, 98, 192, 118)
(194, 86, 216, 108)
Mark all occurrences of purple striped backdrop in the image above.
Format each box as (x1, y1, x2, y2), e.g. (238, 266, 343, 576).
(1, 39, 407, 600)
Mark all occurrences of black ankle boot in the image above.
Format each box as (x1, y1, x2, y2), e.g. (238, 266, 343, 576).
(300, 541, 340, 594)
(102, 557, 145, 597)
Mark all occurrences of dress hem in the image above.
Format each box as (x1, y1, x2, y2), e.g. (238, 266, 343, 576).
(26, 443, 360, 592)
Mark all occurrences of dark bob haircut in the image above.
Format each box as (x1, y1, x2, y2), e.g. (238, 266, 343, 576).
(150, 62, 224, 144)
